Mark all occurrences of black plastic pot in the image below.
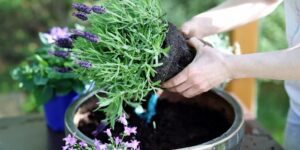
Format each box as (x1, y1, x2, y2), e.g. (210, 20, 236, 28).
(153, 23, 195, 82)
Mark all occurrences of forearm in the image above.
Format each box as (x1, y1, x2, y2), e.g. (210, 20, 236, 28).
(189, 0, 282, 37)
(228, 46, 300, 80)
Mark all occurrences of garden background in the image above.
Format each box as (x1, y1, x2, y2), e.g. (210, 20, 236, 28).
(0, 0, 289, 144)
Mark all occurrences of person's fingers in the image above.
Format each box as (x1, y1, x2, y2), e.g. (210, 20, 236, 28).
(181, 21, 204, 39)
(182, 84, 209, 98)
(169, 80, 192, 93)
(161, 68, 188, 89)
(188, 37, 206, 55)
(182, 87, 202, 98)
(156, 89, 163, 96)
(180, 23, 192, 38)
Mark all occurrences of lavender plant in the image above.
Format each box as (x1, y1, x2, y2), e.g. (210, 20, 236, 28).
(70, 0, 168, 126)
(63, 114, 140, 150)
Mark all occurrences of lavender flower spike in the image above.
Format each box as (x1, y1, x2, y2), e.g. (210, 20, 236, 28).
(55, 37, 73, 49)
(77, 60, 92, 69)
(72, 12, 88, 21)
(48, 50, 70, 59)
(84, 32, 100, 43)
(73, 30, 100, 43)
(72, 3, 92, 14)
(54, 67, 72, 73)
(92, 5, 106, 14)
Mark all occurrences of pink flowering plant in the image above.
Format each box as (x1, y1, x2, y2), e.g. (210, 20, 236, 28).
(63, 114, 140, 150)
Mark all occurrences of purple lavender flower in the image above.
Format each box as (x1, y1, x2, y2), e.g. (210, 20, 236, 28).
(104, 128, 112, 137)
(77, 60, 92, 69)
(124, 140, 140, 150)
(48, 50, 70, 59)
(69, 34, 79, 40)
(55, 37, 73, 48)
(54, 67, 72, 73)
(63, 134, 77, 146)
(79, 141, 88, 148)
(72, 12, 88, 21)
(72, 3, 92, 14)
(124, 126, 137, 136)
(73, 30, 100, 43)
(118, 113, 128, 126)
(83, 32, 100, 43)
(73, 30, 84, 36)
(92, 5, 106, 14)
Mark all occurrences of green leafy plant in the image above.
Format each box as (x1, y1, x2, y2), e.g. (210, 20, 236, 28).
(11, 27, 85, 109)
(71, 0, 168, 126)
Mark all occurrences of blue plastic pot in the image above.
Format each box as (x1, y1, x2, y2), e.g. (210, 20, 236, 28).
(44, 91, 79, 132)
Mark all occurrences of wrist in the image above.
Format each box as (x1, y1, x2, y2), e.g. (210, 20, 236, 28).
(224, 54, 246, 79)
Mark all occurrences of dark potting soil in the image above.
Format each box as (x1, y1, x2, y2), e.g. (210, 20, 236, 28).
(78, 98, 231, 150)
(153, 23, 196, 82)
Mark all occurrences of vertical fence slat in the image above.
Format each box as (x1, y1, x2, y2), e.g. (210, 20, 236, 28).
(227, 21, 258, 117)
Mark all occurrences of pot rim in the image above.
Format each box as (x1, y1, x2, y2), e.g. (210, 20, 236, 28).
(65, 89, 245, 149)
(177, 89, 245, 150)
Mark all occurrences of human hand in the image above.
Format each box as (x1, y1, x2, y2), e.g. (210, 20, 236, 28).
(162, 37, 233, 98)
(181, 17, 215, 39)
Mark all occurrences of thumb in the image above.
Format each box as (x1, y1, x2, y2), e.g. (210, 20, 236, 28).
(180, 23, 192, 38)
(188, 37, 206, 55)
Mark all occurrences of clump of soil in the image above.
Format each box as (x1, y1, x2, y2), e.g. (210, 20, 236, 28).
(77, 96, 231, 150)
(153, 23, 196, 82)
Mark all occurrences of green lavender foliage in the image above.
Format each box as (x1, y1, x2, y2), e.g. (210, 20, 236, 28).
(72, 0, 168, 126)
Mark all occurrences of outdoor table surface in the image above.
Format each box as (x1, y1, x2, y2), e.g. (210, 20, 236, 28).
(0, 114, 283, 150)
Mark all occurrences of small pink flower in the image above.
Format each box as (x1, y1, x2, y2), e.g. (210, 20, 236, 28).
(94, 139, 107, 150)
(118, 113, 128, 126)
(114, 136, 122, 145)
(62, 145, 69, 150)
(94, 139, 101, 147)
(104, 128, 112, 137)
(79, 141, 88, 148)
(124, 126, 137, 136)
(63, 134, 77, 146)
(124, 140, 140, 150)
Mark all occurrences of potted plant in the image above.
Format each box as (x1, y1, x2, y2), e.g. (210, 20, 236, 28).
(11, 27, 86, 132)
(64, 89, 244, 150)
(58, 0, 243, 149)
